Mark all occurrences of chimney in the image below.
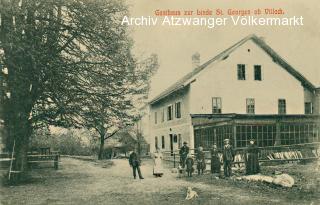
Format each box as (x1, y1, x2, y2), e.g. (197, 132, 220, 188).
(192, 52, 200, 69)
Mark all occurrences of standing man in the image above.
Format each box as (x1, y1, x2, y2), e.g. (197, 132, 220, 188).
(179, 141, 189, 168)
(129, 150, 144, 179)
(222, 139, 235, 177)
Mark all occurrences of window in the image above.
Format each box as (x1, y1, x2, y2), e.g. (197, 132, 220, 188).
(254, 65, 262, 81)
(235, 125, 276, 148)
(154, 112, 157, 124)
(178, 134, 182, 149)
(155, 136, 158, 149)
(173, 134, 178, 143)
(237, 64, 246, 80)
(246, 98, 255, 114)
(161, 108, 165, 122)
(278, 99, 286, 114)
(212, 97, 222, 114)
(175, 102, 181, 118)
(280, 123, 320, 145)
(305, 102, 313, 114)
(161, 136, 165, 149)
(167, 105, 173, 121)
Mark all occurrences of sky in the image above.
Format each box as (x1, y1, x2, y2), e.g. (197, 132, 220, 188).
(126, 0, 320, 99)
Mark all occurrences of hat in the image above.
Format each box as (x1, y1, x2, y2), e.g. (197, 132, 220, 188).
(223, 138, 230, 142)
(183, 141, 188, 145)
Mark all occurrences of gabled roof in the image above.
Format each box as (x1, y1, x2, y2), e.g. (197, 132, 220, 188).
(149, 34, 316, 105)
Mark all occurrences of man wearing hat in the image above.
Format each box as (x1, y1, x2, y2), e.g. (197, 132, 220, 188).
(222, 138, 235, 177)
(129, 150, 144, 179)
(179, 141, 189, 168)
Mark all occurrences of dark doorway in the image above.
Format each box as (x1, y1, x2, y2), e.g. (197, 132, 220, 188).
(169, 134, 174, 156)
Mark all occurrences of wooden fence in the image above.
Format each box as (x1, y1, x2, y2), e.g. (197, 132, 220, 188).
(162, 142, 320, 169)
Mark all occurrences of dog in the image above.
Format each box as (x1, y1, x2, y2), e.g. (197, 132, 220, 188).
(185, 187, 198, 200)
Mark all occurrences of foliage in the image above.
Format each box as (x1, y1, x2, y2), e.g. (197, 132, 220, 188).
(0, 0, 157, 174)
(30, 127, 99, 156)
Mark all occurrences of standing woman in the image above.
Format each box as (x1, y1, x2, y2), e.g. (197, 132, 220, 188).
(210, 144, 221, 176)
(153, 148, 164, 177)
(245, 139, 260, 175)
(196, 146, 206, 175)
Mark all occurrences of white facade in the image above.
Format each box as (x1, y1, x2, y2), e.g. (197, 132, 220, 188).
(190, 40, 305, 115)
(148, 36, 318, 152)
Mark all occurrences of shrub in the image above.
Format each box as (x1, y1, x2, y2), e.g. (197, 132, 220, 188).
(30, 128, 99, 156)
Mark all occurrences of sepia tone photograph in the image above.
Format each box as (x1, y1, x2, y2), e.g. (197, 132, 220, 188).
(0, 0, 319, 204)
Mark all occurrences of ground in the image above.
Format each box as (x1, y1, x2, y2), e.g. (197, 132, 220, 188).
(0, 157, 319, 205)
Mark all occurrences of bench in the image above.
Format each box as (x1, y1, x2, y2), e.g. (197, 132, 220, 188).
(27, 147, 60, 169)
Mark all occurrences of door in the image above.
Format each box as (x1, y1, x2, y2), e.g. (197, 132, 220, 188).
(170, 134, 174, 156)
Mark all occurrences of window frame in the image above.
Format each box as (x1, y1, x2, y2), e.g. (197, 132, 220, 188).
(175, 102, 181, 119)
(254, 65, 262, 81)
(167, 104, 173, 121)
(246, 98, 255, 114)
(278, 99, 286, 114)
(178, 134, 182, 149)
(304, 102, 313, 114)
(161, 108, 165, 122)
(161, 136, 165, 149)
(237, 64, 246, 80)
(154, 111, 157, 124)
(212, 97, 222, 114)
(155, 136, 158, 149)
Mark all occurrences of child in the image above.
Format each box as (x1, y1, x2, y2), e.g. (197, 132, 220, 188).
(196, 146, 206, 175)
(177, 163, 184, 178)
(185, 154, 194, 177)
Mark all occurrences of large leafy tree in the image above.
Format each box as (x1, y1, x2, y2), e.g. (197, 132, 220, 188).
(0, 0, 154, 178)
(80, 54, 158, 159)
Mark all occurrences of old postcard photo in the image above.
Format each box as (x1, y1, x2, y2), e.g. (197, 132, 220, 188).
(0, 0, 319, 204)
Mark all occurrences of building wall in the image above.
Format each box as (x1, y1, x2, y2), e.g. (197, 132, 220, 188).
(149, 86, 192, 153)
(313, 88, 320, 114)
(136, 106, 151, 150)
(190, 40, 307, 115)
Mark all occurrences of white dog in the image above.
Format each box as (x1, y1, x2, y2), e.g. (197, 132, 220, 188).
(185, 187, 198, 200)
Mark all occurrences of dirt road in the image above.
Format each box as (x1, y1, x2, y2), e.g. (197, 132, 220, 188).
(0, 157, 318, 205)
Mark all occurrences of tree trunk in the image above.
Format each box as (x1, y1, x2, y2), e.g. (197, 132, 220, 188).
(98, 132, 105, 160)
(13, 137, 29, 180)
(8, 113, 32, 182)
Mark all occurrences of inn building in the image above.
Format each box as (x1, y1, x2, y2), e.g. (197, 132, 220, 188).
(147, 34, 320, 153)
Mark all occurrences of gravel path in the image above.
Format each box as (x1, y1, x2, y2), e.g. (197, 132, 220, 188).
(0, 157, 318, 205)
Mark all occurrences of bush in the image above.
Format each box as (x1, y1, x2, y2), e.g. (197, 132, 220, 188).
(30, 128, 99, 156)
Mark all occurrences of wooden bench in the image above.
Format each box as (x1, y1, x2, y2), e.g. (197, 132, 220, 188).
(27, 147, 60, 170)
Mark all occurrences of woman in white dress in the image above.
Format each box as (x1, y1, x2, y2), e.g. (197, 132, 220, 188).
(153, 148, 164, 177)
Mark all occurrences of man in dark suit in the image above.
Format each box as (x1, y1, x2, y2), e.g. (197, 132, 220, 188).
(129, 150, 144, 179)
(222, 138, 235, 177)
(179, 141, 189, 168)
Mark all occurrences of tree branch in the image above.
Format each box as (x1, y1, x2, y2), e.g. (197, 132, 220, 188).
(104, 128, 121, 140)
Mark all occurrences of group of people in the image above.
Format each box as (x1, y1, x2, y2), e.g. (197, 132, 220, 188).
(180, 139, 260, 178)
(128, 138, 260, 179)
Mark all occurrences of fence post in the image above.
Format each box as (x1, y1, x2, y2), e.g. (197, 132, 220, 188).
(54, 155, 59, 170)
(173, 153, 176, 168)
